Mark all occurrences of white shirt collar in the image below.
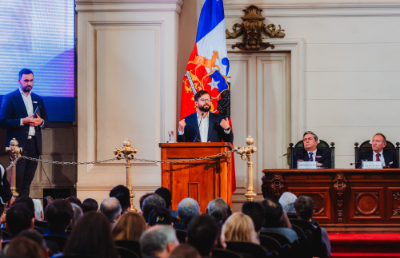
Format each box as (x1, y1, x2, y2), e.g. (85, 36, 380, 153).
(18, 87, 31, 97)
(197, 112, 209, 120)
(373, 150, 383, 156)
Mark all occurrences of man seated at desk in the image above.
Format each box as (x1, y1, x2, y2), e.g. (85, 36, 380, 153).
(293, 131, 331, 169)
(357, 133, 397, 168)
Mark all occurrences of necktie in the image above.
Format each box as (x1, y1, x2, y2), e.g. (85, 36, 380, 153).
(309, 152, 313, 161)
(376, 153, 381, 161)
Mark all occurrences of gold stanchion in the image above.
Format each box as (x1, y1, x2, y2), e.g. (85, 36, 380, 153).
(114, 139, 137, 212)
(5, 138, 22, 198)
(234, 136, 257, 201)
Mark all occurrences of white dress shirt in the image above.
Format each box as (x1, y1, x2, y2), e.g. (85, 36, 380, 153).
(308, 150, 317, 162)
(18, 87, 35, 136)
(373, 151, 385, 166)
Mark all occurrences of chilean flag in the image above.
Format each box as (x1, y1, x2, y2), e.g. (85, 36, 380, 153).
(180, 0, 236, 192)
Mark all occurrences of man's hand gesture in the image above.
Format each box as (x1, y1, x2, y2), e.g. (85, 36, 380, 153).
(30, 113, 43, 127)
(178, 119, 186, 132)
(220, 118, 230, 130)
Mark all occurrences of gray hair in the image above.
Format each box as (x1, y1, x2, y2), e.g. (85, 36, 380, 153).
(140, 225, 177, 257)
(278, 192, 297, 214)
(70, 203, 83, 229)
(142, 194, 166, 222)
(100, 197, 121, 222)
(207, 198, 228, 224)
(178, 198, 200, 225)
(303, 131, 318, 142)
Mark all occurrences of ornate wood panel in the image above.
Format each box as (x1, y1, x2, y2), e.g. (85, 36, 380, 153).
(348, 187, 384, 222)
(388, 187, 400, 220)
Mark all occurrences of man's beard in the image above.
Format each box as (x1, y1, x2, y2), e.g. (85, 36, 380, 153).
(23, 86, 32, 93)
(199, 104, 210, 112)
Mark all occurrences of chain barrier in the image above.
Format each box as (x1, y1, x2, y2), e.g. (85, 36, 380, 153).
(5, 157, 19, 172)
(17, 150, 235, 166)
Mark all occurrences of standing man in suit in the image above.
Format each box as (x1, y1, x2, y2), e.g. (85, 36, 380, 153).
(0, 68, 49, 197)
(358, 133, 397, 168)
(293, 131, 331, 169)
(177, 90, 233, 143)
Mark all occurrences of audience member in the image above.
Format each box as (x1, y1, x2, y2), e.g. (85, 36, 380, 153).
(148, 207, 172, 226)
(242, 201, 265, 233)
(187, 214, 219, 257)
(140, 225, 179, 258)
(70, 203, 83, 229)
(44, 199, 73, 237)
(279, 192, 298, 218)
(81, 198, 99, 213)
(112, 212, 147, 241)
(142, 194, 166, 223)
(139, 193, 155, 212)
(18, 229, 49, 258)
(175, 198, 200, 230)
(169, 244, 201, 258)
(66, 196, 82, 208)
(64, 211, 118, 258)
(6, 204, 34, 237)
(13, 196, 35, 218)
(261, 197, 298, 243)
(33, 199, 44, 221)
(6, 236, 46, 258)
(110, 185, 131, 213)
(100, 197, 122, 227)
(221, 212, 259, 246)
(155, 187, 178, 217)
(206, 197, 228, 226)
(295, 196, 331, 258)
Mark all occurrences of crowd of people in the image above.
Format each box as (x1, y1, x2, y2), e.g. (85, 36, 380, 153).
(0, 186, 331, 258)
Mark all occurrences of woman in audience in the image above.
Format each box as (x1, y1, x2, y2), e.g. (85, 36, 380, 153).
(7, 236, 46, 258)
(63, 211, 118, 258)
(112, 212, 147, 241)
(148, 207, 172, 226)
(220, 212, 259, 246)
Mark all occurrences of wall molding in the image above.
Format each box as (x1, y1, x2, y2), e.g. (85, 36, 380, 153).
(77, 184, 159, 192)
(76, 0, 184, 13)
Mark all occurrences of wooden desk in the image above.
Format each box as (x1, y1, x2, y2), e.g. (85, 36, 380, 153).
(262, 169, 400, 233)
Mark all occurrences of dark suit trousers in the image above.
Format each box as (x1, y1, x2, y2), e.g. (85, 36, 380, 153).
(16, 137, 39, 197)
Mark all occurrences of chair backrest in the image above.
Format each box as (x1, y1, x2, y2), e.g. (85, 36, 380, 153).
(288, 140, 335, 168)
(116, 246, 140, 258)
(259, 235, 288, 258)
(289, 219, 322, 257)
(115, 241, 141, 258)
(175, 229, 186, 244)
(43, 235, 68, 253)
(225, 241, 272, 258)
(34, 220, 48, 228)
(354, 140, 400, 168)
(57, 255, 97, 258)
(1, 229, 11, 240)
(212, 248, 244, 258)
(259, 231, 290, 246)
(34, 226, 45, 234)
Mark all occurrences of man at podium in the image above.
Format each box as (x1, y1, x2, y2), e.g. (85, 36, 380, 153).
(177, 90, 233, 143)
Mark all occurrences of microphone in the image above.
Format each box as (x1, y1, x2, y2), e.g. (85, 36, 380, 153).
(194, 113, 204, 142)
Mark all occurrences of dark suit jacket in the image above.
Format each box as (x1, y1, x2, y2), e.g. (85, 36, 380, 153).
(293, 148, 331, 169)
(177, 112, 233, 143)
(358, 149, 397, 168)
(0, 162, 13, 203)
(0, 89, 48, 155)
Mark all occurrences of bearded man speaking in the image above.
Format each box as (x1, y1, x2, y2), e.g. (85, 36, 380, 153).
(177, 90, 233, 143)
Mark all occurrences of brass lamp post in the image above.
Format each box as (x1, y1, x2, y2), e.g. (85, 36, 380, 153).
(5, 138, 22, 198)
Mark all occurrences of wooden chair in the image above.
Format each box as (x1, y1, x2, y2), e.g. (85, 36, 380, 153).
(175, 229, 186, 244)
(212, 248, 244, 258)
(259, 231, 293, 258)
(288, 140, 335, 168)
(225, 241, 275, 258)
(116, 246, 140, 258)
(259, 235, 288, 258)
(290, 219, 322, 258)
(354, 140, 400, 168)
(115, 240, 141, 258)
(290, 224, 313, 258)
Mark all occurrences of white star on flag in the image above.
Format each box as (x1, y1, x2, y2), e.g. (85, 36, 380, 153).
(207, 77, 219, 91)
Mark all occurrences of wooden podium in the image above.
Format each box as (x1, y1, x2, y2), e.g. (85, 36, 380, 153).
(159, 142, 233, 213)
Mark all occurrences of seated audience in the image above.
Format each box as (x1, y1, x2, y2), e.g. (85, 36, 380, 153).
(142, 194, 166, 223)
(187, 214, 219, 257)
(139, 193, 155, 212)
(66, 196, 82, 208)
(148, 207, 172, 226)
(81, 198, 99, 213)
(155, 187, 178, 217)
(279, 192, 298, 218)
(261, 197, 298, 243)
(139, 225, 179, 258)
(112, 212, 147, 241)
(70, 203, 83, 229)
(6, 235, 46, 258)
(293, 131, 331, 169)
(13, 196, 35, 218)
(175, 198, 200, 230)
(206, 197, 229, 226)
(110, 185, 131, 214)
(169, 244, 201, 258)
(242, 201, 265, 233)
(33, 199, 44, 221)
(17, 229, 49, 258)
(358, 133, 398, 168)
(44, 199, 73, 237)
(63, 211, 118, 258)
(6, 204, 34, 238)
(221, 212, 259, 246)
(295, 196, 331, 258)
(100, 197, 122, 227)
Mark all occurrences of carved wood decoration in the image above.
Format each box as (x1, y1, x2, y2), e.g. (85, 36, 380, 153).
(271, 173, 284, 199)
(334, 173, 347, 223)
(226, 5, 285, 51)
(393, 192, 400, 216)
(355, 192, 379, 216)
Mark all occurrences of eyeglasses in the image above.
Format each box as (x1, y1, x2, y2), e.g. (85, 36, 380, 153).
(199, 98, 211, 102)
